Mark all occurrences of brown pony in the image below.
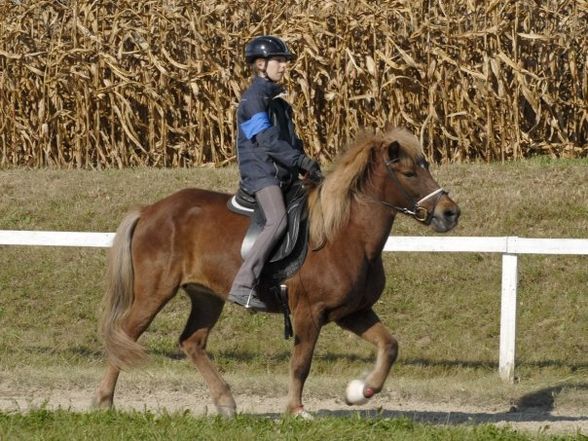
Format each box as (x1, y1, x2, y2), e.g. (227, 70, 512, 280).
(94, 127, 460, 417)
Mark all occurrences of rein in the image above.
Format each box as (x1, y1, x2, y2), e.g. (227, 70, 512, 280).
(376, 159, 447, 223)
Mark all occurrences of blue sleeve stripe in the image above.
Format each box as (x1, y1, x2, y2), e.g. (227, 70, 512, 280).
(240, 112, 271, 140)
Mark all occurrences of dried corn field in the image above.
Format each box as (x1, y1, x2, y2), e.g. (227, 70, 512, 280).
(0, 0, 587, 168)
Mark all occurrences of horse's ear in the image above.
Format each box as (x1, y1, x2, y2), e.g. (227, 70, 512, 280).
(387, 141, 401, 162)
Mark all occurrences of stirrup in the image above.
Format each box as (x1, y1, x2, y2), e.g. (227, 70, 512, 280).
(245, 288, 267, 311)
(228, 286, 268, 312)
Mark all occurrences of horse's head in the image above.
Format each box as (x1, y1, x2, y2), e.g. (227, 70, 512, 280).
(378, 129, 460, 232)
(308, 128, 460, 247)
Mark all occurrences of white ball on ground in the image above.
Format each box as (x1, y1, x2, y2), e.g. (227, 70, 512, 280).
(345, 379, 368, 405)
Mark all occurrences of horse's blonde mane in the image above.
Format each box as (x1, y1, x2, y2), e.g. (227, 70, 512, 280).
(308, 127, 424, 247)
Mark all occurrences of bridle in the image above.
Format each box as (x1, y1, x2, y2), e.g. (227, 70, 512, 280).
(376, 159, 447, 224)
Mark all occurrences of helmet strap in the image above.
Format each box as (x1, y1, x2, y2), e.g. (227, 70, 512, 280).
(255, 58, 269, 79)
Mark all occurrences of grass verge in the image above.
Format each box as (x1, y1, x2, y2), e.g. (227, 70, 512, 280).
(0, 410, 583, 441)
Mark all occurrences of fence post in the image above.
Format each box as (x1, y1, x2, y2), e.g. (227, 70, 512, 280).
(499, 236, 519, 383)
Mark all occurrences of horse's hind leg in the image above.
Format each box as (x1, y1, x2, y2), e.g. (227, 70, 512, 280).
(94, 279, 178, 409)
(336, 308, 398, 402)
(94, 364, 121, 409)
(179, 286, 235, 417)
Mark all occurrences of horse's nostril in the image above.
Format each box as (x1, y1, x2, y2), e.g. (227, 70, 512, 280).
(444, 207, 460, 221)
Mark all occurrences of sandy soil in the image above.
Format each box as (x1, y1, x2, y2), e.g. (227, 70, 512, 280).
(0, 380, 585, 436)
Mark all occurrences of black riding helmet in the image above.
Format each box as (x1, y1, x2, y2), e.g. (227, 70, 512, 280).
(244, 36, 295, 64)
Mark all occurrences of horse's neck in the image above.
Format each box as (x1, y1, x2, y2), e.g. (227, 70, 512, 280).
(349, 197, 395, 261)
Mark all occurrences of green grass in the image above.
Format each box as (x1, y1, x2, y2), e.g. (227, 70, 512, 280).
(0, 410, 581, 441)
(0, 159, 587, 428)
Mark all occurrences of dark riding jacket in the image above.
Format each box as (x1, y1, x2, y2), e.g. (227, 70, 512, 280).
(236, 76, 306, 194)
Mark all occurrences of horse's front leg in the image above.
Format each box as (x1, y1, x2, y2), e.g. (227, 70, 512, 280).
(336, 308, 398, 404)
(285, 309, 322, 417)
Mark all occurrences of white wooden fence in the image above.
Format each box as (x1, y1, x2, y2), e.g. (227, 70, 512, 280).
(382, 236, 588, 383)
(1, 230, 587, 383)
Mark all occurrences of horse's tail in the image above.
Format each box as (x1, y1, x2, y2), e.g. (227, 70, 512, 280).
(100, 209, 144, 370)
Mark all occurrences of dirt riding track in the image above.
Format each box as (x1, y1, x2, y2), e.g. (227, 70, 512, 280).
(1, 374, 586, 436)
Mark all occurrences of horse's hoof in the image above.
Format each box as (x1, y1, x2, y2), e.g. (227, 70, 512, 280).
(216, 405, 236, 418)
(345, 379, 369, 405)
(292, 406, 314, 420)
(91, 397, 113, 410)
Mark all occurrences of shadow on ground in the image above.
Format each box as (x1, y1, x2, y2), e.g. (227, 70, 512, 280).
(311, 406, 587, 427)
(257, 384, 588, 427)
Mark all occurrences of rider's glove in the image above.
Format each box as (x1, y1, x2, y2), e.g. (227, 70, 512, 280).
(298, 156, 323, 183)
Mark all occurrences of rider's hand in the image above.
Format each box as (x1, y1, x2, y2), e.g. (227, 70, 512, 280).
(299, 156, 320, 174)
(307, 168, 323, 183)
(298, 156, 323, 183)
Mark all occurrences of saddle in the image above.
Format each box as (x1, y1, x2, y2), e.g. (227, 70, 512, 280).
(227, 180, 309, 286)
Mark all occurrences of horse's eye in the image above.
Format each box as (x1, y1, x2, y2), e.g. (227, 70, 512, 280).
(402, 170, 416, 178)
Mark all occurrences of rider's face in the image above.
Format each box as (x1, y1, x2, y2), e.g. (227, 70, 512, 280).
(258, 56, 288, 82)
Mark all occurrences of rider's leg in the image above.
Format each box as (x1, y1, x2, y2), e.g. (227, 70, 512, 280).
(229, 184, 287, 310)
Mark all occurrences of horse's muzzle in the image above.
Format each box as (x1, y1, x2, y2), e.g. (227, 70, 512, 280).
(430, 196, 460, 232)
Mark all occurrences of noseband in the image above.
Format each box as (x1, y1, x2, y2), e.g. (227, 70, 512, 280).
(378, 159, 447, 223)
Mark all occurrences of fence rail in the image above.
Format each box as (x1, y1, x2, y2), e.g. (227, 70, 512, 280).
(2, 230, 587, 383)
